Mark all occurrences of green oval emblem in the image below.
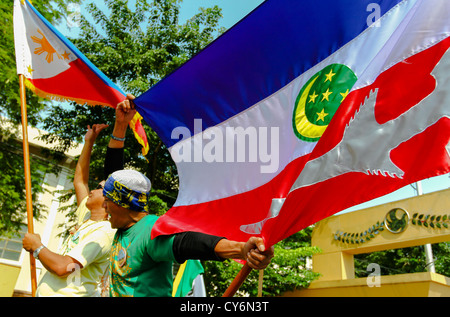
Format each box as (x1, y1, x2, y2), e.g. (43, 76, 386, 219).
(385, 208, 410, 233)
(292, 64, 357, 142)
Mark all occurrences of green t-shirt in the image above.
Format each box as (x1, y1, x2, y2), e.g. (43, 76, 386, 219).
(109, 214, 176, 297)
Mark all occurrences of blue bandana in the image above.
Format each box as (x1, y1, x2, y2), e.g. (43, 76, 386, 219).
(103, 174, 149, 212)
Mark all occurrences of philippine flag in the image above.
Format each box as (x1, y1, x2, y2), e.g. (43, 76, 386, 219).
(13, 0, 149, 155)
(135, 0, 450, 246)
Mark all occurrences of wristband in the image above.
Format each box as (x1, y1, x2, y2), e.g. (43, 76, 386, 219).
(111, 134, 125, 142)
(33, 245, 45, 260)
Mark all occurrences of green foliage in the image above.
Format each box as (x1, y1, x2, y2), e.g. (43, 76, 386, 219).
(0, 121, 62, 237)
(433, 242, 450, 275)
(355, 243, 450, 277)
(203, 229, 321, 297)
(334, 221, 385, 245)
(259, 245, 321, 297)
(73, 0, 224, 94)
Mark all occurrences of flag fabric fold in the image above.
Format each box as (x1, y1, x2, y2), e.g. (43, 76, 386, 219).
(135, 0, 450, 246)
(172, 260, 204, 297)
(13, 0, 149, 155)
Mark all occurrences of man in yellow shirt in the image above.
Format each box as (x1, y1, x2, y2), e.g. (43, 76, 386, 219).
(22, 123, 116, 296)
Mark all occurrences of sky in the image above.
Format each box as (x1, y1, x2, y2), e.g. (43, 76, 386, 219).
(61, 0, 450, 213)
(178, 0, 264, 28)
(62, 0, 265, 36)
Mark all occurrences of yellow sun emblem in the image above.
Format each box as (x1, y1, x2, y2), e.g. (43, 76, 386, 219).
(31, 29, 62, 63)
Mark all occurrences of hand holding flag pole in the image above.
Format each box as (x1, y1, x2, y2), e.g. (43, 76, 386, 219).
(222, 238, 273, 297)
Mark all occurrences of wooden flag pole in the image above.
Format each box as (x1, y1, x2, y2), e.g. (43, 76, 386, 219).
(222, 263, 252, 297)
(257, 269, 264, 297)
(19, 74, 37, 297)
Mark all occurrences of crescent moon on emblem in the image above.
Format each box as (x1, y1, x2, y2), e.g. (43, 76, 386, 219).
(293, 75, 328, 141)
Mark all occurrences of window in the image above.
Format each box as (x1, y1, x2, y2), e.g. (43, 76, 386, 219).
(0, 226, 27, 262)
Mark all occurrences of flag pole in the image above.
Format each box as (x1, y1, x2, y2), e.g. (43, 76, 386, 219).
(19, 74, 37, 297)
(415, 181, 436, 273)
(257, 269, 264, 297)
(222, 263, 252, 297)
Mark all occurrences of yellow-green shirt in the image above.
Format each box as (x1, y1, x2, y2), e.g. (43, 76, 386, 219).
(36, 197, 116, 297)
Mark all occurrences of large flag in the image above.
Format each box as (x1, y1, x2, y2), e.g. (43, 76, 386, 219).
(13, 0, 149, 155)
(134, 0, 450, 247)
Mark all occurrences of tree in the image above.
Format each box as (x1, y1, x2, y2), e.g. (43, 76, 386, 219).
(355, 243, 450, 277)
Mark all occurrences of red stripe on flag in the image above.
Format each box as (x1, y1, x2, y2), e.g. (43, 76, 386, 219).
(27, 59, 125, 107)
(151, 154, 311, 241)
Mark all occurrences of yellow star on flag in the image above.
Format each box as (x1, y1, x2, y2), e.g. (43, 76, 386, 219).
(27, 65, 34, 75)
(321, 88, 332, 101)
(324, 69, 336, 82)
(61, 51, 71, 60)
(316, 108, 329, 122)
(308, 91, 318, 103)
(340, 89, 349, 101)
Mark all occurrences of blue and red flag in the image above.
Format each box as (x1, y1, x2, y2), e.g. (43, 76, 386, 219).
(13, 0, 149, 155)
(135, 0, 450, 246)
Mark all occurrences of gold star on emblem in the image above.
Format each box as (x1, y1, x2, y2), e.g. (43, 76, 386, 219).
(321, 88, 333, 102)
(308, 91, 318, 103)
(324, 69, 336, 82)
(316, 108, 329, 122)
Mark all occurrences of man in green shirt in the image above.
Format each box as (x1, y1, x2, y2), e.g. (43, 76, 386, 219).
(103, 169, 273, 297)
(103, 95, 274, 297)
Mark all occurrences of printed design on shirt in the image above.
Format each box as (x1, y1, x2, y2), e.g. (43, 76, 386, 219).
(110, 236, 133, 297)
(61, 226, 81, 254)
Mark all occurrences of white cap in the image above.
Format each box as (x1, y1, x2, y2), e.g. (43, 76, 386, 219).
(110, 169, 151, 194)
